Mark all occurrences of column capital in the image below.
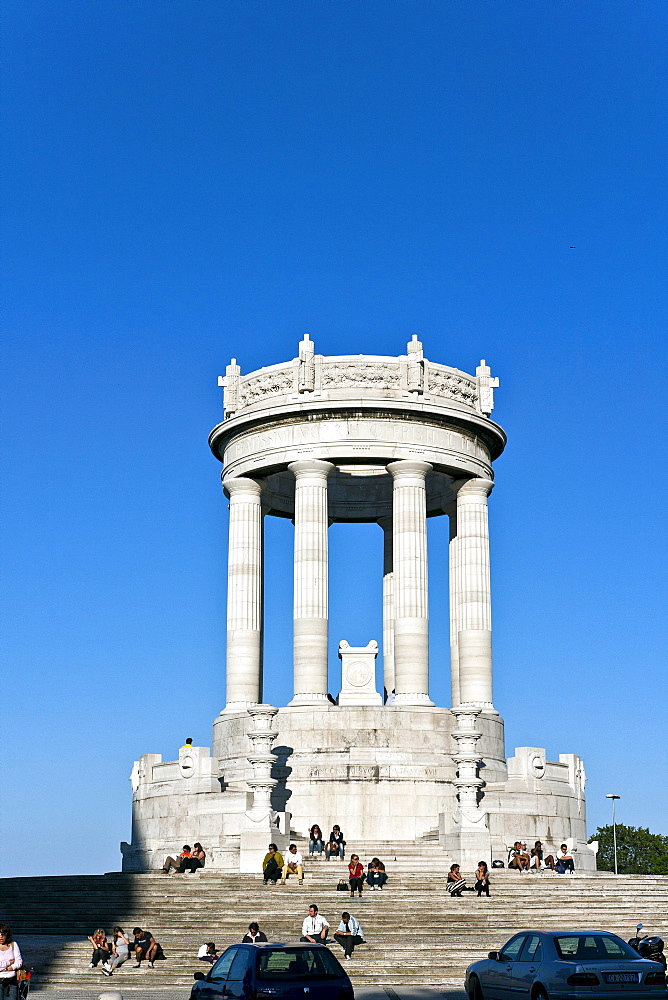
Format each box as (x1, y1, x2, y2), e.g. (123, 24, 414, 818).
(456, 477, 494, 500)
(223, 476, 263, 500)
(387, 460, 433, 482)
(288, 459, 334, 480)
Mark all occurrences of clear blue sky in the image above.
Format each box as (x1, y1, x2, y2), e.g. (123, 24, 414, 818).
(2, 1, 666, 877)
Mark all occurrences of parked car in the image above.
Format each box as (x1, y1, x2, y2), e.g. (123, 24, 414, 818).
(465, 931, 666, 1000)
(190, 942, 354, 1000)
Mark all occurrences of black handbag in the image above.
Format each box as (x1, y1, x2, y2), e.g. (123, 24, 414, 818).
(336, 879, 348, 891)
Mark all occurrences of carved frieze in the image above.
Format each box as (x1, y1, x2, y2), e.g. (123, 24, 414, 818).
(239, 370, 294, 407)
(321, 362, 401, 389)
(427, 368, 478, 406)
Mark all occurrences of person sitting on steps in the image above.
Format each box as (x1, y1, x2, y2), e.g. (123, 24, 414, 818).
(333, 911, 364, 961)
(309, 825, 324, 858)
(161, 845, 192, 874)
(475, 862, 491, 897)
(132, 927, 159, 968)
(300, 905, 329, 943)
(366, 857, 387, 890)
(281, 844, 304, 884)
(347, 854, 365, 898)
(262, 844, 284, 884)
(325, 825, 345, 860)
(556, 844, 575, 873)
(197, 943, 219, 964)
(508, 842, 529, 872)
(182, 842, 206, 873)
(243, 923, 268, 943)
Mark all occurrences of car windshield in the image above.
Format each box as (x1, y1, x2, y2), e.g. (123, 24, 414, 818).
(257, 948, 344, 980)
(554, 935, 638, 961)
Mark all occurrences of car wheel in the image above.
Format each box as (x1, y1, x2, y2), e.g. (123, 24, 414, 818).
(469, 976, 484, 1000)
(533, 987, 548, 1000)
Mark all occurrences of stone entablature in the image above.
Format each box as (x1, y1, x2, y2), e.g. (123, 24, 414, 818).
(218, 336, 497, 421)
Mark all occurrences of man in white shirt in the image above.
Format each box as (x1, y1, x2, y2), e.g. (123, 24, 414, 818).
(333, 911, 364, 961)
(281, 844, 304, 884)
(300, 905, 329, 943)
(557, 844, 575, 873)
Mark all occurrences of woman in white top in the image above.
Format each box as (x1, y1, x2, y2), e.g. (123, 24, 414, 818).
(0, 923, 23, 1000)
(102, 927, 130, 976)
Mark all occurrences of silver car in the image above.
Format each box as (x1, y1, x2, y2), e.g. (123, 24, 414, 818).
(465, 931, 666, 1000)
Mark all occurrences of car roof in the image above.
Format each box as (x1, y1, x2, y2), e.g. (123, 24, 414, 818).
(510, 930, 620, 936)
(240, 941, 329, 949)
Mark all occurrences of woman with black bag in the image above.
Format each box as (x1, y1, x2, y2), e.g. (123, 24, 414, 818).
(347, 854, 365, 898)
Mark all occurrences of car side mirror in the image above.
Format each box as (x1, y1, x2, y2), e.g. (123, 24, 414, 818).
(488, 952, 501, 961)
(194, 972, 207, 981)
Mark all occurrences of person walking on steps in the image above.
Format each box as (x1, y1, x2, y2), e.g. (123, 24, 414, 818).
(347, 855, 365, 898)
(333, 912, 364, 961)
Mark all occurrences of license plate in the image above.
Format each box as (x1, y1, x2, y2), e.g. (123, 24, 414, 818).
(604, 973, 639, 984)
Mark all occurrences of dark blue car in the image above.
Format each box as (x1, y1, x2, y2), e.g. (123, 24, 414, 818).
(190, 942, 354, 1000)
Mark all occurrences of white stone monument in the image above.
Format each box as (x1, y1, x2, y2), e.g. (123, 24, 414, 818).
(121, 335, 597, 873)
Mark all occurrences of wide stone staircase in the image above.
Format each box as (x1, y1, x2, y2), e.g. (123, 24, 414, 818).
(2, 841, 667, 990)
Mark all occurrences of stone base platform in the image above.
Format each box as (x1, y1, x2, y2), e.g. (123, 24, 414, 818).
(121, 704, 596, 873)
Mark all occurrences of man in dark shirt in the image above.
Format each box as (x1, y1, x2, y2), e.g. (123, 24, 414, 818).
(133, 927, 159, 967)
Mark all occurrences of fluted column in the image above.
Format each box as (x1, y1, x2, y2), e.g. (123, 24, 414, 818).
(223, 477, 264, 713)
(387, 460, 434, 705)
(456, 477, 495, 711)
(378, 516, 395, 699)
(449, 513, 461, 707)
(289, 459, 333, 705)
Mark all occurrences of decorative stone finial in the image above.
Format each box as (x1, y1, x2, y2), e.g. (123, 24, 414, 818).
(219, 358, 242, 418)
(476, 360, 499, 416)
(298, 335, 315, 393)
(407, 334, 424, 359)
(406, 335, 424, 393)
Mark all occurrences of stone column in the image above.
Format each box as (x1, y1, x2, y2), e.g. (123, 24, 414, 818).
(448, 513, 461, 707)
(246, 704, 279, 820)
(377, 516, 395, 699)
(288, 459, 334, 705)
(456, 478, 496, 712)
(223, 477, 264, 713)
(387, 460, 434, 705)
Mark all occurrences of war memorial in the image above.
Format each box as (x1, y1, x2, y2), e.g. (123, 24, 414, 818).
(4, 336, 668, 991)
(121, 336, 597, 874)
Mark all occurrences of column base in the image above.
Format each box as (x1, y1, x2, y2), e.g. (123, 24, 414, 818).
(288, 692, 332, 707)
(220, 701, 259, 715)
(392, 692, 435, 707)
(472, 702, 499, 716)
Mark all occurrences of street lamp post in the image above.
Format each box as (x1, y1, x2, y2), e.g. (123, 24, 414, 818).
(606, 794, 620, 875)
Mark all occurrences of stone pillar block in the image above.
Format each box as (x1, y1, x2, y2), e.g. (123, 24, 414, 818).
(338, 640, 382, 706)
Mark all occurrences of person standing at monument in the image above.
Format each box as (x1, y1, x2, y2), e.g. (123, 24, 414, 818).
(0, 924, 23, 1000)
(333, 912, 364, 961)
(300, 905, 329, 943)
(262, 844, 284, 884)
(347, 855, 365, 898)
